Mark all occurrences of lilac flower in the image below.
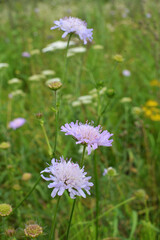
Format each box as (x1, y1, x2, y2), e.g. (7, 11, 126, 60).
(61, 121, 113, 155)
(51, 17, 93, 45)
(22, 52, 30, 58)
(9, 118, 26, 130)
(122, 69, 131, 77)
(41, 157, 93, 199)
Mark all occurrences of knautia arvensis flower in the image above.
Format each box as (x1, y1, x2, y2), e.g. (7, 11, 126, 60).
(0, 203, 12, 216)
(9, 118, 26, 130)
(24, 224, 43, 238)
(61, 121, 113, 155)
(41, 157, 93, 199)
(51, 17, 93, 44)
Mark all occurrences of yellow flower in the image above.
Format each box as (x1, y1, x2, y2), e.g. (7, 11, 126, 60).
(113, 54, 124, 62)
(150, 114, 160, 121)
(145, 100, 158, 107)
(150, 79, 160, 87)
(0, 142, 10, 149)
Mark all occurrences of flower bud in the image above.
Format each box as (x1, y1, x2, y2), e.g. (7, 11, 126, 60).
(113, 54, 124, 62)
(5, 228, 15, 237)
(106, 89, 115, 98)
(35, 112, 43, 119)
(46, 79, 62, 91)
(0, 203, 12, 216)
(0, 142, 10, 149)
(134, 189, 148, 201)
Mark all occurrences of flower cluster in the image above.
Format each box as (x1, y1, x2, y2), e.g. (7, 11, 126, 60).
(142, 100, 160, 121)
(51, 17, 93, 44)
(61, 121, 113, 155)
(41, 157, 93, 199)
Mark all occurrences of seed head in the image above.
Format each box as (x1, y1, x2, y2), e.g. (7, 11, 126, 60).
(22, 173, 32, 181)
(24, 224, 43, 238)
(0, 203, 12, 216)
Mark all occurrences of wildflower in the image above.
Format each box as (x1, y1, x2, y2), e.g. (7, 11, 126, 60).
(146, 13, 151, 18)
(113, 54, 124, 62)
(106, 89, 115, 98)
(28, 74, 45, 81)
(46, 78, 62, 90)
(150, 79, 160, 87)
(8, 78, 21, 84)
(9, 89, 25, 97)
(103, 167, 117, 177)
(0, 203, 12, 216)
(9, 118, 26, 130)
(134, 189, 148, 201)
(42, 70, 55, 76)
(145, 100, 158, 107)
(51, 17, 93, 44)
(22, 173, 32, 181)
(12, 184, 21, 191)
(120, 97, 132, 103)
(132, 107, 142, 115)
(0, 142, 10, 149)
(0, 63, 9, 68)
(5, 228, 15, 237)
(22, 52, 30, 58)
(24, 224, 43, 238)
(61, 121, 113, 155)
(30, 49, 40, 55)
(42, 40, 75, 53)
(41, 157, 93, 199)
(150, 114, 160, 121)
(68, 46, 86, 54)
(93, 45, 104, 50)
(122, 69, 131, 77)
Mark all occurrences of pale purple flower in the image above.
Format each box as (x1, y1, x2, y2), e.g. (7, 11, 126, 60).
(41, 157, 93, 199)
(122, 69, 131, 77)
(146, 13, 151, 18)
(9, 118, 26, 130)
(103, 168, 108, 176)
(61, 121, 113, 155)
(51, 17, 93, 44)
(22, 52, 30, 58)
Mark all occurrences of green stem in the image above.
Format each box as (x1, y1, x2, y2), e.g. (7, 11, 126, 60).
(94, 150, 99, 240)
(13, 175, 41, 213)
(40, 120, 52, 158)
(49, 196, 61, 240)
(66, 145, 86, 239)
(53, 91, 58, 157)
(63, 33, 73, 82)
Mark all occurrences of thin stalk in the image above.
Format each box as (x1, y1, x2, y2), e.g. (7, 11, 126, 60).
(63, 33, 73, 82)
(40, 120, 52, 157)
(53, 91, 58, 157)
(93, 150, 99, 240)
(13, 175, 41, 213)
(49, 196, 61, 240)
(66, 145, 86, 239)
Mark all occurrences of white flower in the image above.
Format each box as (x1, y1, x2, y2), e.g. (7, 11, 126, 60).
(8, 78, 21, 84)
(122, 69, 131, 77)
(9, 90, 26, 97)
(45, 78, 61, 86)
(28, 74, 45, 81)
(120, 97, 132, 103)
(41, 157, 93, 199)
(0, 63, 9, 69)
(93, 45, 104, 50)
(42, 40, 75, 53)
(42, 70, 55, 76)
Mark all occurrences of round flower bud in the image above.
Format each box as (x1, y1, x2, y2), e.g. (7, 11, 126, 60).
(46, 80, 62, 91)
(12, 184, 21, 191)
(0, 203, 12, 216)
(22, 173, 32, 181)
(106, 89, 115, 98)
(24, 224, 43, 238)
(5, 228, 15, 237)
(134, 189, 148, 201)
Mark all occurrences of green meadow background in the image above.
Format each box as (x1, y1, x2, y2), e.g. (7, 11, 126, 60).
(0, 0, 160, 239)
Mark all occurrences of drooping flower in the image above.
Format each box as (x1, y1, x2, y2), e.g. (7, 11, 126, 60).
(51, 17, 93, 45)
(61, 121, 113, 155)
(41, 157, 93, 199)
(9, 118, 26, 130)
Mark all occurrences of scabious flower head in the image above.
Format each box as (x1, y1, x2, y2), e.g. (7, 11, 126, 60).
(0, 203, 12, 216)
(51, 17, 93, 45)
(41, 157, 93, 199)
(22, 52, 30, 58)
(24, 224, 43, 238)
(61, 121, 113, 155)
(9, 118, 26, 130)
(122, 69, 131, 77)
